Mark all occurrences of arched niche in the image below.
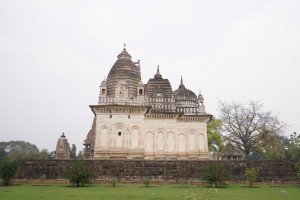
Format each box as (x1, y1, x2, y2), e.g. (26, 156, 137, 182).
(167, 132, 175, 152)
(145, 132, 154, 151)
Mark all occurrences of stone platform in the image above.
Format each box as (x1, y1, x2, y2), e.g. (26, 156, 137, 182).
(18, 160, 298, 183)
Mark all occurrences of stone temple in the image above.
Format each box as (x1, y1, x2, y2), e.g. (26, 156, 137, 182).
(83, 47, 211, 160)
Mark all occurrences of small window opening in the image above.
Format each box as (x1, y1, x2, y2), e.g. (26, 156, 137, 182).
(118, 131, 121, 136)
(102, 89, 106, 94)
(139, 89, 143, 95)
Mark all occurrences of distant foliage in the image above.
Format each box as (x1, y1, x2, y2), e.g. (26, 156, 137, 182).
(0, 141, 55, 161)
(200, 163, 230, 188)
(0, 157, 20, 186)
(244, 168, 257, 188)
(64, 160, 95, 187)
(77, 151, 83, 160)
(70, 144, 77, 159)
(143, 177, 151, 188)
(289, 132, 300, 160)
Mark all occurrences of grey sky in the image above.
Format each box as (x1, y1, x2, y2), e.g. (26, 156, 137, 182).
(0, 0, 299, 151)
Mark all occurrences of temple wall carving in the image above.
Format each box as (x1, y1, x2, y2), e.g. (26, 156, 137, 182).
(92, 110, 209, 159)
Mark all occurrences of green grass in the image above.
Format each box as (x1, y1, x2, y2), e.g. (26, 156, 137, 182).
(0, 183, 299, 200)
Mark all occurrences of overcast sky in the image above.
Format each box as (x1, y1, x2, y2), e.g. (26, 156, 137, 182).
(1, 0, 299, 151)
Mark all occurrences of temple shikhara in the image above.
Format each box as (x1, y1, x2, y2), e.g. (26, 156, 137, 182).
(82, 47, 211, 160)
(55, 133, 70, 160)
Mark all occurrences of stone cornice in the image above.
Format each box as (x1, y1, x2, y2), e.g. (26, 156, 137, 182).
(90, 105, 151, 115)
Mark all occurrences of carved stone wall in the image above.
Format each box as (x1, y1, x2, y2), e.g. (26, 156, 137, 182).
(90, 106, 210, 159)
(18, 160, 298, 183)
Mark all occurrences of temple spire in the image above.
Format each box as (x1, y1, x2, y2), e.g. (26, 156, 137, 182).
(154, 65, 162, 79)
(180, 76, 183, 85)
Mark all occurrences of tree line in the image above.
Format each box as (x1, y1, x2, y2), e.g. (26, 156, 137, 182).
(208, 100, 300, 160)
(0, 141, 83, 185)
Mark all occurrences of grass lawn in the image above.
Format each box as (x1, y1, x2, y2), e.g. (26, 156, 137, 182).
(0, 183, 299, 200)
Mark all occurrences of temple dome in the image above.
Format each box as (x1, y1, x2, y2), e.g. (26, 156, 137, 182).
(198, 93, 204, 101)
(106, 48, 141, 98)
(145, 66, 173, 98)
(100, 79, 106, 87)
(137, 80, 144, 87)
(117, 48, 132, 60)
(174, 77, 198, 104)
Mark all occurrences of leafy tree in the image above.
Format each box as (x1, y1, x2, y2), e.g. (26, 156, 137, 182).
(0, 141, 55, 160)
(0, 157, 20, 186)
(38, 149, 55, 160)
(0, 146, 6, 162)
(70, 144, 77, 159)
(244, 168, 257, 188)
(64, 160, 94, 187)
(219, 100, 286, 158)
(288, 132, 300, 160)
(251, 134, 286, 160)
(200, 163, 231, 188)
(0, 141, 39, 160)
(207, 117, 224, 152)
(77, 150, 83, 160)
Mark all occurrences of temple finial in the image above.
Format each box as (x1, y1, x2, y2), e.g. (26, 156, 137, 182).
(154, 65, 162, 78)
(180, 76, 183, 85)
(124, 43, 126, 50)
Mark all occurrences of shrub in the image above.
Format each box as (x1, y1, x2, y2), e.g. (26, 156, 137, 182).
(143, 177, 150, 188)
(111, 178, 116, 187)
(64, 160, 95, 187)
(200, 163, 230, 188)
(244, 168, 257, 188)
(0, 157, 19, 186)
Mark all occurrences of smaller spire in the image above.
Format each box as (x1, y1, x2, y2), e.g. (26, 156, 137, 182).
(198, 89, 204, 101)
(179, 76, 185, 88)
(154, 65, 162, 79)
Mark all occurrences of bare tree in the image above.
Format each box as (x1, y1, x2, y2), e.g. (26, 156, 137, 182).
(219, 100, 286, 158)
